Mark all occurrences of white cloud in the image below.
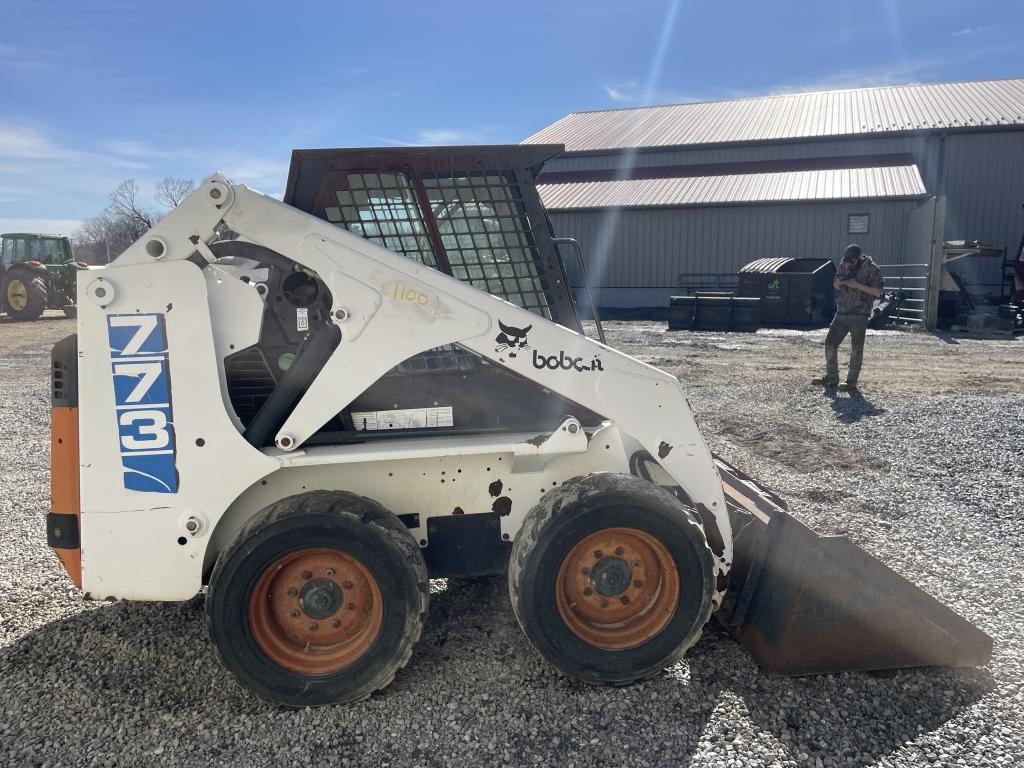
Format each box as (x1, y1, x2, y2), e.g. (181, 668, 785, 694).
(952, 25, 1002, 38)
(0, 123, 75, 160)
(765, 62, 935, 96)
(0, 122, 149, 169)
(0, 218, 83, 235)
(366, 128, 488, 147)
(368, 134, 424, 147)
(219, 158, 290, 193)
(602, 81, 703, 106)
(415, 128, 484, 144)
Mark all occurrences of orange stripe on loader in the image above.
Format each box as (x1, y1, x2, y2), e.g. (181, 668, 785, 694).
(50, 406, 81, 588)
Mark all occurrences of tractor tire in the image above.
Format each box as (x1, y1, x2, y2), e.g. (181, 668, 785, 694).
(207, 490, 429, 708)
(63, 304, 77, 319)
(508, 473, 715, 685)
(2, 271, 46, 321)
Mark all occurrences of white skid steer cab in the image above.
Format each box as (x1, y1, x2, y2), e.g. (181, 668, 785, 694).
(47, 145, 991, 707)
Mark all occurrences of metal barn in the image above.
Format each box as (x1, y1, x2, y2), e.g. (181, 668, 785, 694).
(523, 78, 1024, 313)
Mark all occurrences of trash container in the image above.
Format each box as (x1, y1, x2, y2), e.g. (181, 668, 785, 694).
(736, 257, 836, 325)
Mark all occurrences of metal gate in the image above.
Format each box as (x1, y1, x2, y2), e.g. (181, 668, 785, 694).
(876, 261, 929, 324)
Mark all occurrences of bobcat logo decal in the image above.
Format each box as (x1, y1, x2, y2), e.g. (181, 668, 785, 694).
(494, 320, 532, 358)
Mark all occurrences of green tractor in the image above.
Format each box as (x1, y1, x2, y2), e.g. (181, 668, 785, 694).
(1, 233, 86, 321)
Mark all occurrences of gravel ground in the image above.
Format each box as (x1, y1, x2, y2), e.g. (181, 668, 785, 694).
(1, 314, 1022, 767)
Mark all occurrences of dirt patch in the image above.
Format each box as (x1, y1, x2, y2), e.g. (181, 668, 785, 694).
(803, 487, 855, 504)
(716, 414, 890, 474)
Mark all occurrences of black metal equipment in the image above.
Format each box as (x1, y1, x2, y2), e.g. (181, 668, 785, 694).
(669, 293, 760, 331)
(737, 257, 836, 326)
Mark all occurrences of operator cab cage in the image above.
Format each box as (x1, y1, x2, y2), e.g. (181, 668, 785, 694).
(221, 144, 599, 444)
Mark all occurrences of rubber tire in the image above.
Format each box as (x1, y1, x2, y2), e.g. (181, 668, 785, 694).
(63, 304, 77, 319)
(2, 271, 46, 321)
(508, 473, 715, 684)
(207, 491, 429, 708)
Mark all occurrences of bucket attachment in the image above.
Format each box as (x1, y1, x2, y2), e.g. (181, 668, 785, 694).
(714, 456, 992, 676)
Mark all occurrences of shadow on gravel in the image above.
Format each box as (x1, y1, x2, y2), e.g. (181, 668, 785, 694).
(0, 578, 994, 767)
(827, 391, 887, 424)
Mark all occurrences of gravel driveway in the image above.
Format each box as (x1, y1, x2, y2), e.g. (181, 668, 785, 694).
(1, 315, 1021, 767)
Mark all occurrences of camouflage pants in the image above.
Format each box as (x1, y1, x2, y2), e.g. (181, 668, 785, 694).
(824, 313, 869, 384)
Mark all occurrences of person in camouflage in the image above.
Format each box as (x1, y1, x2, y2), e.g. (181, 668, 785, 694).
(812, 244, 884, 393)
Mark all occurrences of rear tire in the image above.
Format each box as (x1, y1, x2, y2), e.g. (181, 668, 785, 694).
(207, 491, 428, 707)
(2, 271, 46, 321)
(509, 473, 715, 684)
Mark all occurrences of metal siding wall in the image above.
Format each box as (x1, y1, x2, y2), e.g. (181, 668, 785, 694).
(550, 200, 919, 307)
(939, 130, 1024, 254)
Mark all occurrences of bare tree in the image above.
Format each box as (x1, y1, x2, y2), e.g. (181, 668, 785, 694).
(107, 179, 156, 233)
(76, 177, 199, 263)
(155, 177, 195, 208)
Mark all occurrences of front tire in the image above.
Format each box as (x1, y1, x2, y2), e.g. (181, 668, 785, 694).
(207, 491, 428, 707)
(2, 272, 46, 320)
(509, 473, 715, 684)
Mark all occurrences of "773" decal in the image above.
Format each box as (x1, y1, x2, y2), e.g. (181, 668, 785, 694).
(107, 313, 178, 493)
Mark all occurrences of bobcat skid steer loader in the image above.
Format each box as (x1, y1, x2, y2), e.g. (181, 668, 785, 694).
(47, 145, 991, 707)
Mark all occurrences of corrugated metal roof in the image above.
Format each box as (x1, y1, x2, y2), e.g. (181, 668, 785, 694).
(523, 78, 1024, 152)
(537, 164, 927, 210)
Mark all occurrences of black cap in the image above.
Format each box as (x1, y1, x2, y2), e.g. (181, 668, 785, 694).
(843, 244, 862, 261)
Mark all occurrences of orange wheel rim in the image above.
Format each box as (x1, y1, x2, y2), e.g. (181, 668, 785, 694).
(555, 527, 679, 650)
(248, 547, 383, 675)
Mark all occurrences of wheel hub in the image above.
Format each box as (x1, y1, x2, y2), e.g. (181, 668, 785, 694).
(248, 547, 383, 675)
(299, 577, 343, 620)
(555, 527, 680, 651)
(7, 280, 27, 311)
(590, 556, 632, 597)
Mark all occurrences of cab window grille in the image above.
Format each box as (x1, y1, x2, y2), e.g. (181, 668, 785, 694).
(423, 171, 554, 320)
(325, 173, 438, 267)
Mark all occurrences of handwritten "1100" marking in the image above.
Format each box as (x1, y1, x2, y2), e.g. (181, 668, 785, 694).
(392, 283, 431, 306)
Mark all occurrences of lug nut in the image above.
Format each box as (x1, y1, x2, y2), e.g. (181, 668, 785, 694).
(594, 550, 604, 559)
(287, 587, 298, 597)
(325, 568, 336, 577)
(583, 587, 593, 596)
(302, 571, 312, 580)
(614, 546, 624, 556)
(308, 622, 318, 631)
(600, 599, 609, 608)
(347, 602, 356, 611)
(342, 581, 353, 590)
(631, 560, 640, 568)
(580, 567, 590, 576)
(620, 596, 630, 605)
(331, 619, 341, 629)
(633, 580, 643, 588)
(290, 610, 300, 619)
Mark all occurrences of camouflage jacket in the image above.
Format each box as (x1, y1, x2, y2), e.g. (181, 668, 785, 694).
(835, 255, 884, 316)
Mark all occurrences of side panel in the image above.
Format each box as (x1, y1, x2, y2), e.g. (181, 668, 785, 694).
(76, 261, 278, 599)
(206, 425, 636, 580)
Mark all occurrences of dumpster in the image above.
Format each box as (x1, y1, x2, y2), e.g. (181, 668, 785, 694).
(737, 257, 836, 325)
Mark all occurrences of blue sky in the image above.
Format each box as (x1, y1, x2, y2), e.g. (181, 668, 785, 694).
(1, 0, 1021, 234)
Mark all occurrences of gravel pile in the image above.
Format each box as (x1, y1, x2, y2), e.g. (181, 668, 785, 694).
(1, 317, 1022, 767)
